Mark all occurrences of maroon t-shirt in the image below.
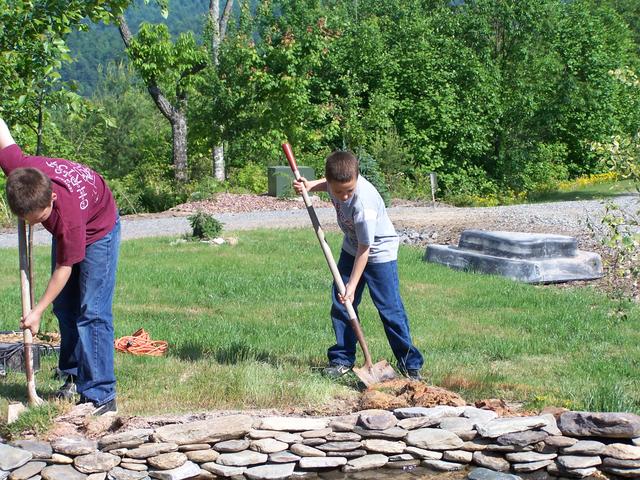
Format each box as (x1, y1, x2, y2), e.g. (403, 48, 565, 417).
(0, 144, 117, 266)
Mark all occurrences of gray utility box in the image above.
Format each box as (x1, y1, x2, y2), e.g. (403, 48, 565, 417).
(267, 166, 315, 197)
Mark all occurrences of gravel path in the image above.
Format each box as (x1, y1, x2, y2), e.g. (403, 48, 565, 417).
(0, 194, 637, 250)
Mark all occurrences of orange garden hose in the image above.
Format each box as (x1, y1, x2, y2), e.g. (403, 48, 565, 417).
(114, 328, 168, 356)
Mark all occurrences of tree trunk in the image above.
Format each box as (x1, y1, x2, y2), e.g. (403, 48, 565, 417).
(210, 0, 233, 181)
(172, 111, 189, 183)
(213, 144, 225, 180)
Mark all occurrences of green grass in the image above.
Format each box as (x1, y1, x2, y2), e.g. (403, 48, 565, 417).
(0, 229, 638, 428)
(528, 179, 637, 202)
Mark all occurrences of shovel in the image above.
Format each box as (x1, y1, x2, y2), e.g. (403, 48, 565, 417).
(281, 143, 397, 387)
(18, 219, 44, 406)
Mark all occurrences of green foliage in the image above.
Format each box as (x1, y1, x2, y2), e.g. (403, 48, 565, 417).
(0, 176, 12, 227)
(6, 0, 640, 207)
(591, 117, 640, 311)
(186, 176, 227, 202)
(108, 176, 144, 215)
(229, 162, 267, 194)
(140, 176, 186, 213)
(44, 62, 175, 213)
(189, 211, 223, 239)
(128, 23, 208, 102)
(357, 150, 391, 207)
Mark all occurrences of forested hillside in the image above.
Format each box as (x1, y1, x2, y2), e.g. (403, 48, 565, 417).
(62, 0, 209, 93)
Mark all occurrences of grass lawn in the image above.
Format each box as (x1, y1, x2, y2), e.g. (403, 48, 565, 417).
(0, 228, 639, 432)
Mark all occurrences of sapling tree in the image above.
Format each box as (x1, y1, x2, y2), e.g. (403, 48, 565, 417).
(591, 67, 640, 315)
(118, 17, 207, 183)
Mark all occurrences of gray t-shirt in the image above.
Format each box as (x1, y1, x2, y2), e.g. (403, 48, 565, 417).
(329, 176, 399, 263)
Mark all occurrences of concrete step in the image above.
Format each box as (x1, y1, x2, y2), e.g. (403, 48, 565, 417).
(458, 230, 578, 259)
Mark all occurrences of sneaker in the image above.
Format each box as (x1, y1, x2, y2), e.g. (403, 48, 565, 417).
(91, 398, 118, 416)
(322, 362, 352, 379)
(55, 375, 77, 400)
(77, 396, 118, 416)
(399, 367, 423, 381)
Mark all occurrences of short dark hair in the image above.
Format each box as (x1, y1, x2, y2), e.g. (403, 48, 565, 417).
(325, 151, 359, 183)
(6, 168, 53, 217)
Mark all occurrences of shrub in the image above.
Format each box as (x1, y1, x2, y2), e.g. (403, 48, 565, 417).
(108, 177, 143, 216)
(229, 162, 268, 194)
(140, 178, 186, 213)
(387, 167, 435, 202)
(357, 150, 391, 207)
(186, 176, 227, 202)
(189, 211, 224, 240)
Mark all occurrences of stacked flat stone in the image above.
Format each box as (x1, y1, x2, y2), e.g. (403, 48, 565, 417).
(1, 408, 639, 480)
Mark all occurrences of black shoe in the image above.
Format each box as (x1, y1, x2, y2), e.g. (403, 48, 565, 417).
(322, 362, 352, 379)
(399, 367, 423, 381)
(78, 396, 118, 416)
(55, 375, 77, 401)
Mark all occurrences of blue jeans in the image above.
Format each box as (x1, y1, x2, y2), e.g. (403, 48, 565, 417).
(52, 218, 120, 406)
(328, 250, 424, 371)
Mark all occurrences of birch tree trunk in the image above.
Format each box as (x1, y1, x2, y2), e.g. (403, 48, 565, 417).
(210, 0, 234, 181)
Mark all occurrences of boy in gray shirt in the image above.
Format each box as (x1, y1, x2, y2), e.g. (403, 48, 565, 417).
(294, 151, 424, 380)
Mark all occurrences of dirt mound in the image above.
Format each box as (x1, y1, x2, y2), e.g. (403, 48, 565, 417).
(360, 379, 467, 410)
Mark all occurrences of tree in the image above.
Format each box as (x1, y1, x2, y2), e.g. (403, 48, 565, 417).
(118, 16, 208, 182)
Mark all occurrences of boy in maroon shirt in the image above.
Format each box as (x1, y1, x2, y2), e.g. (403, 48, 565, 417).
(0, 118, 120, 415)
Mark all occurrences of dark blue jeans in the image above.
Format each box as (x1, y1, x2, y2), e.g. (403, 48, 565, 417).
(328, 250, 424, 371)
(52, 218, 120, 406)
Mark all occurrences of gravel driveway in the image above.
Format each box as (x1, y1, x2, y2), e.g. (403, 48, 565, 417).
(0, 194, 637, 250)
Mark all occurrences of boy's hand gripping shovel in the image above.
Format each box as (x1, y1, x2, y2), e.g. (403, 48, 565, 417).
(282, 143, 396, 387)
(18, 219, 44, 406)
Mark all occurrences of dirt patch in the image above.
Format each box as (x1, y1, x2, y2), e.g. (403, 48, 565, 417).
(170, 192, 331, 215)
(0, 332, 60, 346)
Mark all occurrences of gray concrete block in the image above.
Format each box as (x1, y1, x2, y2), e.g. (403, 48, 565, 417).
(458, 230, 578, 259)
(424, 230, 603, 284)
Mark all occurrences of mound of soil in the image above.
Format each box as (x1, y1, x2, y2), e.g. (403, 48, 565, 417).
(360, 379, 467, 410)
(359, 379, 524, 417)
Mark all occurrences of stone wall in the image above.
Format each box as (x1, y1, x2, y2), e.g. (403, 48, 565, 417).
(1, 407, 639, 480)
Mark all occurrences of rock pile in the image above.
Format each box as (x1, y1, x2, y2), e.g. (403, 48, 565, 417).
(1, 407, 639, 480)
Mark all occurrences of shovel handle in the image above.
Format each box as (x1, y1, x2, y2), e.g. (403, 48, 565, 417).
(282, 143, 299, 177)
(281, 142, 374, 368)
(18, 219, 43, 405)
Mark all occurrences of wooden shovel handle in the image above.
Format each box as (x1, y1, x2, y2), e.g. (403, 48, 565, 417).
(281, 143, 373, 368)
(18, 219, 42, 405)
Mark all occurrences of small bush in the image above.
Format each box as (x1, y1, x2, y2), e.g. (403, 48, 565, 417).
(387, 167, 435, 202)
(358, 150, 391, 207)
(229, 162, 267, 194)
(140, 178, 186, 213)
(108, 177, 143, 216)
(189, 211, 223, 240)
(187, 176, 227, 201)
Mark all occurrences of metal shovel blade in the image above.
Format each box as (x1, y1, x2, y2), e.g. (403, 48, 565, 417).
(352, 360, 397, 387)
